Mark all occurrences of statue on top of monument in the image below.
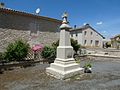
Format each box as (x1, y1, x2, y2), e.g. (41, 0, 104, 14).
(62, 12, 68, 24)
(60, 12, 71, 29)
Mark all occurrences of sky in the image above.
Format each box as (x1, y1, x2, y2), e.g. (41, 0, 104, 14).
(0, 0, 120, 39)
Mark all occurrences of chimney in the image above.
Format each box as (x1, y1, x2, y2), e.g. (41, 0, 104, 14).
(85, 23, 89, 26)
(74, 25, 77, 29)
(0, 2, 5, 8)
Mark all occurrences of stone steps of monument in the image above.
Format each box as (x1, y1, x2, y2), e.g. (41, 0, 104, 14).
(50, 63, 80, 72)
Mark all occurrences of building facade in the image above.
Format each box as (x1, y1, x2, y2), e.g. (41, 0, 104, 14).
(0, 6, 61, 51)
(111, 34, 120, 49)
(70, 24, 105, 48)
(0, 8, 61, 32)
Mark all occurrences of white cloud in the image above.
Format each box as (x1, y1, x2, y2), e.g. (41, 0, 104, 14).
(102, 30, 106, 33)
(96, 21, 103, 25)
(83, 23, 87, 25)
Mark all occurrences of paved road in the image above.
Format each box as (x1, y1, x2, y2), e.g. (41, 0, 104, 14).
(0, 59, 120, 90)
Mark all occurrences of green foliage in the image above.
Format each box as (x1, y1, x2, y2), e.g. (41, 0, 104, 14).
(71, 38, 80, 53)
(83, 63, 92, 68)
(117, 35, 120, 44)
(105, 42, 111, 48)
(0, 52, 4, 61)
(41, 46, 56, 60)
(52, 40, 59, 49)
(4, 39, 30, 61)
(75, 57, 80, 64)
(117, 41, 120, 43)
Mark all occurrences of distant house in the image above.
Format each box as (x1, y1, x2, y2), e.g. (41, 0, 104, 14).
(70, 24, 105, 48)
(111, 34, 120, 49)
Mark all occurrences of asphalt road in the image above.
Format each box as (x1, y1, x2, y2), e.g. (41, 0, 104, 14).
(0, 58, 120, 90)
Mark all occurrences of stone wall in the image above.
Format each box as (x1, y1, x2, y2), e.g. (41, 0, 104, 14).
(29, 31, 59, 46)
(0, 28, 59, 52)
(0, 28, 30, 51)
(0, 9, 61, 51)
(0, 10, 61, 32)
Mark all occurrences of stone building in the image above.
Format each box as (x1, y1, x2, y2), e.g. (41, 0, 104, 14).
(70, 24, 105, 48)
(111, 34, 120, 49)
(0, 4, 61, 51)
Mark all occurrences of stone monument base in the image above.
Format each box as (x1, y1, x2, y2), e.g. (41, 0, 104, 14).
(46, 58, 83, 80)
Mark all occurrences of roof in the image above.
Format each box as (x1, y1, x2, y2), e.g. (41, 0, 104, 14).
(113, 34, 120, 38)
(70, 24, 105, 39)
(0, 8, 62, 23)
(111, 34, 120, 39)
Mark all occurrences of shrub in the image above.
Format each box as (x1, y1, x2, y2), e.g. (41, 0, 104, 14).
(105, 42, 111, 48)
(52, 40, 59, 49)
(83, 63, 92, 68)
(0, 52, 4, 61)
(71, 38, 80, 54)
(75, 57, 80, 64)
(4, 39, 30, 61)
(41, 46, 56, 61)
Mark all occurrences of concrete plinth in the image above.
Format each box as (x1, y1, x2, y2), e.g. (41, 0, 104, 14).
(46, 64, 83, 79)
(46, 46, 83, 80)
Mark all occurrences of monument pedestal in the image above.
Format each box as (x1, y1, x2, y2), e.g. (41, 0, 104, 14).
(46, 60, 83, 79)
(46, 45, 83, 79)
(46, 12, 83, 80)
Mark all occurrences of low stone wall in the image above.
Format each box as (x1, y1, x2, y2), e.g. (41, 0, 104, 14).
(85, 48, 120, 56)
(87, 55, 120, 61)
(104, 50, 120, 56)
(0, 28, 59, 52)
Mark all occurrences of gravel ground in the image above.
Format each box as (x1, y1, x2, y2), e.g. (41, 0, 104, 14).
(0, 59, 120, 90)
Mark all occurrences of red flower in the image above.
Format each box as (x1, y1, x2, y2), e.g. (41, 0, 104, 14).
(32, 44, 43, 52)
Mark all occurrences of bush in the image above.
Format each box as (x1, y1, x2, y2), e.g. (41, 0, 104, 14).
(52, 40, 59, 49)
(71, 38, 80, 54)
(41, 46, 56, 62)
(105, 42, 111, 48)
(4, 39, 30, 61)
(83, 63, 92, 68)
(0, 52, 4, 61)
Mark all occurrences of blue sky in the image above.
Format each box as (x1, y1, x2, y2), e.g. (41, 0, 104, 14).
(0, 0, 120, 39)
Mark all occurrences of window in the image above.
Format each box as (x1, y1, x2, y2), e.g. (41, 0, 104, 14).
(71, 34, 73, 37)
(91, 40, 93, 44)
(76, 33, 78, 37)
(91, 32, 93, 35)
(84, 31, 87, 35)
(91, 40, 93, 45)
(95, 40, 99, 47)
(84, 40, 87, 45)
